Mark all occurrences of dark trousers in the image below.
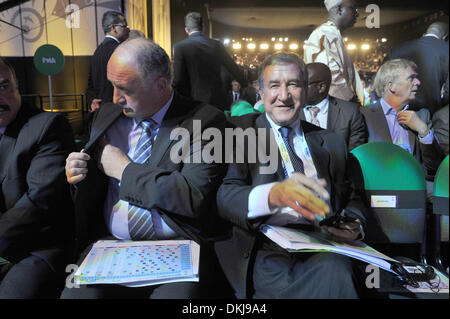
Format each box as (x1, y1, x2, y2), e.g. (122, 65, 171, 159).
(252, 249, 359, 299)
(0, 255, 63, 299)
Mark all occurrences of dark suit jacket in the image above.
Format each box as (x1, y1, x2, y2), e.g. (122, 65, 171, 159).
(85, 37, 120, 109)
(300, 96, 367, 151)
(361, 102, 444, 180)
(73, 92, 228, 255)
(385, 36, 449, 114)
(432, 104, 449, 155)
(0, 104, 75, 270)
(215, 113, 367, 298)
(173, 32, 247, 111)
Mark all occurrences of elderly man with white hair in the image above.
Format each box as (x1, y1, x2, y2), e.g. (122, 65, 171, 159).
(304, 0, 365, 105)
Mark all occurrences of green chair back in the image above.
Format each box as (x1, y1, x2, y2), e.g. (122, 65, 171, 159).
(433, 156, 449, 242)
(350, 142, 426, 244)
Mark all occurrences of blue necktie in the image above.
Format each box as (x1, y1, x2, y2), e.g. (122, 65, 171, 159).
(279, 126, 305, 177)
(128, 120, 158, 240)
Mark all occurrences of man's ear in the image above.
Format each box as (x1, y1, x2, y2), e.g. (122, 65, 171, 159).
(156, 77, 168, 91)
(184, 27, 189, 35)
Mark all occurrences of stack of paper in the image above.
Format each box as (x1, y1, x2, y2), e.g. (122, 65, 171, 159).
(75, 240, 200, 287)
(261, 225, 399, 274)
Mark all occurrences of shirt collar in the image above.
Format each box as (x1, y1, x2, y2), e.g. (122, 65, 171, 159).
(105, 35, 120, 43)
(265, 111, 303, 136)
(380, 98, 409, 115)
(305, 97, 329, 114)
(423, 34, 440, 40)
(0, 126, 5, 136)
(134, 91, 174, 128)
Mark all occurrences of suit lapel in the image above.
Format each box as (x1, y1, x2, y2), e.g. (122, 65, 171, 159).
(327, 97, 340, 131)
(256, 115, 285, 181)
(0, 108, 25, 183)
(147, 93, 195, 166)
(84, 103, 123, 153)
(368, 104, 393, 142)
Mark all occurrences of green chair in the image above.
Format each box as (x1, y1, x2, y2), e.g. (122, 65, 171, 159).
(432, 155, 449, 274)
(350, 142, 427, 262)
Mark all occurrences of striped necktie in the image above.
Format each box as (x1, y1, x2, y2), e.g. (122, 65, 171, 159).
(279, 126, 305, 177)
(128, 120, 158, 240)
(308, 106, 321, 127)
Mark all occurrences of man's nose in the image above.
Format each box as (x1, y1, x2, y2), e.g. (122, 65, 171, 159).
(113, 88, 125, 104)
(278, 85, 291, 102)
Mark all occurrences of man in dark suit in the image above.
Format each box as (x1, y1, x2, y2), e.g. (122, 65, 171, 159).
(0, 57, 75, 298)
(302, 62, 367, 150)
(215, 53, 367, 299)
(432, 105, 448, 155)
(85, 11, 129, 113)
(173, 12, 247, 111)
(362, 59, 444, 183)
(62, 38, 228, 299)
(385, 22, 449, 115)
(227, 80, 242, 109)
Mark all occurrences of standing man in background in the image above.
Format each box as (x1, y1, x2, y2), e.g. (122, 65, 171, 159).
(86, 11, 129, 113)
(304, 0, 365, 105)
(173, 12, 247, 111)
(384, 22, 449, 115)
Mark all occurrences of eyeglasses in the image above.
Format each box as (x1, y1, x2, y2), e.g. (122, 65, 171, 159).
(113, 23, 129, 29)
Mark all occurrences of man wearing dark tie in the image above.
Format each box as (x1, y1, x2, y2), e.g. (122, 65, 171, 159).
(0, 57, 74, 298)
(302, 62, 367, 151)
(62, 38, 228, 299)
(215, 52, 367, 299)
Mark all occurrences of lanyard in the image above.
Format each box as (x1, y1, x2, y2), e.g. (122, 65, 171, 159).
(271, 127, 296, 178)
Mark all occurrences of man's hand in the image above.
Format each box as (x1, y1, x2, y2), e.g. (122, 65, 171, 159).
(268, 173, 330, 221)
(65, 152, 90, 184)
(90, 99, 102, 112)
(97, 139, 131, 181)
(397, 110, 429, 137)
(324, 219, 362, 242)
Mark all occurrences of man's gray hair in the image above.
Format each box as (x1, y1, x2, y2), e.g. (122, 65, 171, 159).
(426, 22, 449, 40)
(185, 12, 203, 32)
(374, 59, 417, 97)
(258, 52, 308, 93)
(117, 38, 173, 86)
(102, 11, 124, 35)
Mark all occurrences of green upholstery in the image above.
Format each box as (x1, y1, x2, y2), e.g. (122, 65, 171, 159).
(433, 156, 449, 243)
(350, 142, 427, 244)
(230, 100, 261, 117)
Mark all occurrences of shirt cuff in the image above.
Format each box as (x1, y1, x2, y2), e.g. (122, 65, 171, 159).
(248, 182, 280, 219)
(418, 129, 434, 144)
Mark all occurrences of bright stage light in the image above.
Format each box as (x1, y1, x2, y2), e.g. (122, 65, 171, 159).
(274, 43, 283, 50)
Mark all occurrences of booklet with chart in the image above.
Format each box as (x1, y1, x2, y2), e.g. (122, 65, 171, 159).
(75, 240, 200, 287)
(261, 224, 400, 274)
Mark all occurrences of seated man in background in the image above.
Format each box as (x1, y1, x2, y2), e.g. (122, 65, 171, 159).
(361, 59, 444, 189)
(0, 57, 75, 298)
(215, 52, 367, 299)
(302, 62, 367, 151)
(63, 38, 228, 299)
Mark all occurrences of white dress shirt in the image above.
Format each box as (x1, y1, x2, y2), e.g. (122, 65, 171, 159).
(247, 113, 319, 225)
(104, 92, 179, 240)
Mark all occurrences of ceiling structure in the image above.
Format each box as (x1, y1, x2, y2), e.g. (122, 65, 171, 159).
(209, 6, 430, 31)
